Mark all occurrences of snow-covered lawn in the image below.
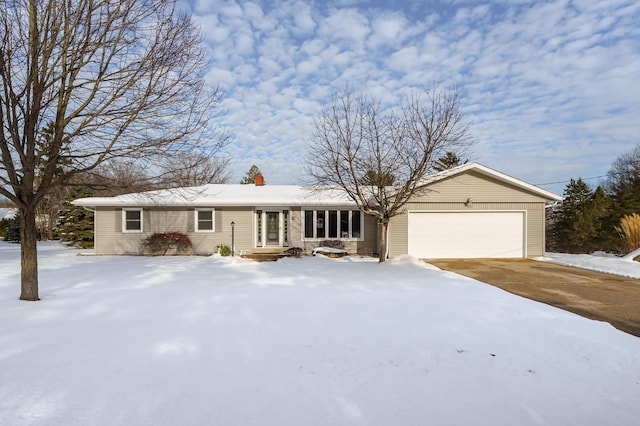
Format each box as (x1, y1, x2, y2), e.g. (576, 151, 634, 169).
(1, 242, 639, 425)
(542, 252, 640, 279)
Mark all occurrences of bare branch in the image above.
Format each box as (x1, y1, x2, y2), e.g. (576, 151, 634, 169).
(0, 0, 229, 300)
(306, 86, 474, 262)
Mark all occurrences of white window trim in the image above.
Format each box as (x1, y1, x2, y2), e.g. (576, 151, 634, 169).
(122, 208, 143, 233)
(255, 208, 288, 247)
(195, 208, 215, 232)
(301, 208, 364, 241)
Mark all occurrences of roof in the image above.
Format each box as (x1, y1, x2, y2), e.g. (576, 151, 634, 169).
(72, 163, 562, 209)
(418, 162, 563, 201)
(72, 184, 356, 208)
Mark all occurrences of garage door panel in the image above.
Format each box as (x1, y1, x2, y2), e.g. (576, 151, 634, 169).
(408, 212, 525, 258)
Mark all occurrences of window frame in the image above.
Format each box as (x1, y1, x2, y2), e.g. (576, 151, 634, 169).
(122, 208, 143, 233)
(195, 208, 215, 232)
(302, 208, 364, 241)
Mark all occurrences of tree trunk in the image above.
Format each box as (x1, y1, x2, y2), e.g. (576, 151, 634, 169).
(378, 221, 389, 263)
(19, 208, 40, 301)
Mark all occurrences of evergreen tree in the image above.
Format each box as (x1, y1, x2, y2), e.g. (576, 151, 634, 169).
(587, 186, 614, 251)
(551, 178, 595, 253)
(57, 188, 95, 248)
(240, 165, 262, 184)
(433, 152, 467, 172)
(3, 216, 20, 242)
(0, 217, 10, 238)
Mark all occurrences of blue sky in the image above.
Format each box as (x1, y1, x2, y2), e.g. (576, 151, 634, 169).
(181, 0, 640, 194)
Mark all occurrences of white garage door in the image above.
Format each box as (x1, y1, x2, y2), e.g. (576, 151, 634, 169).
(408, 211, 525, 258)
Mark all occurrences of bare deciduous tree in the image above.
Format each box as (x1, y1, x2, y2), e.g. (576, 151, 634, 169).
(307, 87, 473, 262)
(86, 160, 157, 196)
(158, 150, 231, 187)
(0, 0, 228, 300)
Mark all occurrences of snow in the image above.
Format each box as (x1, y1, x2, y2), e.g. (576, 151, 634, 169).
(72, 184, 355, 208)
(0, 207, 17, 221)
(312, 246, 348, 256)
(541, 252, 640, 279)
(1, 242, 639, 426)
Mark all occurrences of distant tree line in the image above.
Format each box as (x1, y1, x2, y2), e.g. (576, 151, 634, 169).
(547, 145, 640, 255)
(3, 155, 232, 247)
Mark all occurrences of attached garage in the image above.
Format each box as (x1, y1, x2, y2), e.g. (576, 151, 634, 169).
(387, 163, 562, 259)
(407, 211, 526, 259)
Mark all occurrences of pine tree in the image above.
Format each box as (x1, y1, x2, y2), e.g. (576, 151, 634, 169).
(240, 165, 262, 184)
(552, 178, 595, 253)
(57, 188, 95, 248)
(586, 186, 614, 251)
(549, 180, 614, 253)
(3, 216, 20, 242)
(433, 152, 467, 172)
(0, 218, 10, 238)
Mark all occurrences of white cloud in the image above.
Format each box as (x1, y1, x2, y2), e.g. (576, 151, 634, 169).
(290, 1, 317, 36)
(318, 7, 371, 46)
(368, 12, 409, 48)
(190, 0, 640, 192)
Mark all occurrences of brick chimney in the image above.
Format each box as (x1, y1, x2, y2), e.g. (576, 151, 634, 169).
(255, 173, 265, 186)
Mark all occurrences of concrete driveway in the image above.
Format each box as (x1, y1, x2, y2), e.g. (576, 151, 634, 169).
(428, 258, 640, 337)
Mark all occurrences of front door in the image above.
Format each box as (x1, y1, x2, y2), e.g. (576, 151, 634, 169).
(266, 211, 280, 245)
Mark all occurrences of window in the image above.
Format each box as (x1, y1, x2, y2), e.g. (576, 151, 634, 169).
(304, 210, 314, 238)
(351, 210, 361, 238)
(195, 209, 215, 232)
(302, 209, 363, 240)
(123, 208, 142, 232)
(340, 211, 349, 238)
(328, 211, 338, 238)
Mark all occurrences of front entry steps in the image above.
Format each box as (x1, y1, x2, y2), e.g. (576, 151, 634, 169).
(241, 247, 294, 262)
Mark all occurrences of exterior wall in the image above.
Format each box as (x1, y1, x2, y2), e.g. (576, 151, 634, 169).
(288, 208, 378, 256)
(91, 169, 551, 258)
(388, 202, 545, 258)
(410, 170, 550, 203)
(94, 206, 379, 256)
(387, 170, 550, 258)
(94, 206, 254, 255)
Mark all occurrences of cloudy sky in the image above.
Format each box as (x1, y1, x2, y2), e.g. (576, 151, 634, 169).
(182, 0, 640, 194)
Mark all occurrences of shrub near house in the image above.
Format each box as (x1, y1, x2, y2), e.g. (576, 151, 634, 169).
(141, 232, 194, 255)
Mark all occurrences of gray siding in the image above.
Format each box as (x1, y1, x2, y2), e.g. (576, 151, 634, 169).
(412, 170, 551, 203)
(387, 169, 549, 258)
(94, 207, 254, 255)
(94, 206, 378, 256)
(92, 169, 550, 258)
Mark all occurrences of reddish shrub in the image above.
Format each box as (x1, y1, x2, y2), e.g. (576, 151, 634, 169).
(142, 232, 194, 255)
